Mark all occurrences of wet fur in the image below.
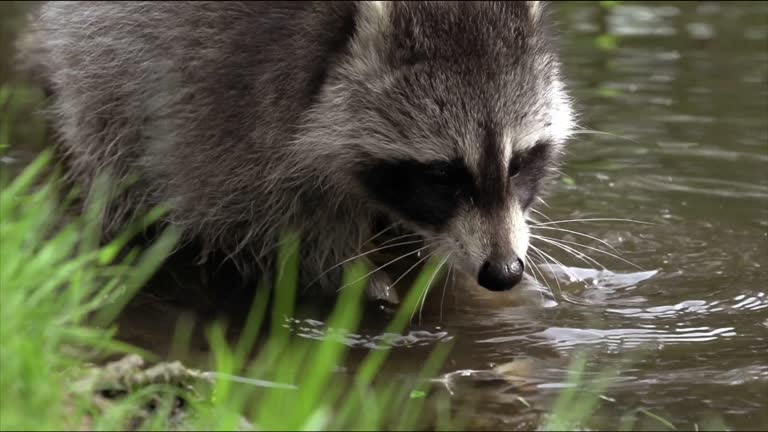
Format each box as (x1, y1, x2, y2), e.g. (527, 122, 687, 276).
(18, 1, 573, 296)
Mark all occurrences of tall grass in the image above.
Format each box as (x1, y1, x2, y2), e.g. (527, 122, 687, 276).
(0, 151, 180, 430)
(0, 151, 455, 430)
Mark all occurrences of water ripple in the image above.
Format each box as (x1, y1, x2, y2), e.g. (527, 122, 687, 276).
(631, 175, 768, 199)
(531, 326, 738, 349)
(288, 318, 452, 349)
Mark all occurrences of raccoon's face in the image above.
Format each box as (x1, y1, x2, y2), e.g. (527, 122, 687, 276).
(345, 1, 574, 291)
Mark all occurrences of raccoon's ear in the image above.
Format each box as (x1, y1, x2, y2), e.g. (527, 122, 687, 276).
(339, 1, 392, 73)
(352, 1, 391, 49)
(526, 1, 545, 23)
(356, 1, 391, 33)
(495, 1, 546, 23)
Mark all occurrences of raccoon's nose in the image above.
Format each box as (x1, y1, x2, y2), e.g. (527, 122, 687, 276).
(477, 258, 525, 291)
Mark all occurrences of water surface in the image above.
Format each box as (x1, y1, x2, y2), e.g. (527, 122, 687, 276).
(3, 1, 766, 430)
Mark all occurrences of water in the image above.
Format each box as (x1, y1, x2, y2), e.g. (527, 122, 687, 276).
(3, 1, 767, 429)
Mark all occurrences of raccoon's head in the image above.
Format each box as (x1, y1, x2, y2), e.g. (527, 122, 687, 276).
(308, 1, 574, 291)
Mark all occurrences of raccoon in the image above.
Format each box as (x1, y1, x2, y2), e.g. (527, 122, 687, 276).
(18, 1, 574, 299)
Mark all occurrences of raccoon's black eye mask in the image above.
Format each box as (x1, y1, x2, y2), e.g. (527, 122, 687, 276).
(357, 141, 552, 228)
(357, 158, 473, 228)
(511, 140, 553, 209)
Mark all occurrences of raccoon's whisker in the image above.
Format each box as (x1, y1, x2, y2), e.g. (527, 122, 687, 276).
(530, 246, 572, 278)
(532, 256, 553, 292)
(528, 225, 619, 253)
(524, 253, 549, 294)
(571, 128, 641, 145)
(392, 249, 441, 322)
(524, 255, 539, 284)
(525, 255, 549, 302)
(360, 222, 399, 247)
(534, 235, 644, 271)
(440, 262, 454, 322)
(528, 207, 553, 222)
(452, 262, 458, 310)
(529, 244, 579, 285)
(310, 239, 427, 287)
(416, 254, 451, 324)
(389, 250, 440, 292)
(528, 246, 561, 295)
(532, 217, 653, 226)
(376, 232, 424, 247)
(532, 235, 607, 270)
(335, 244, 434, 292)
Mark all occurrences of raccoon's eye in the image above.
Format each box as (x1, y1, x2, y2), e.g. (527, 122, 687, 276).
(425, 167, 453, 185)
(508, 158, 522, 178)
(509, 140, 551, 178)
(423, 161, 463, 186)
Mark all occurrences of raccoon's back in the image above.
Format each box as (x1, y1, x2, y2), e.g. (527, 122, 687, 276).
(19, 1, 358, 243)
(22, 1, 350, 166)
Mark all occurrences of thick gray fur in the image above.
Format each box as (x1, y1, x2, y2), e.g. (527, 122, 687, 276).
(18, 1, 574, 296)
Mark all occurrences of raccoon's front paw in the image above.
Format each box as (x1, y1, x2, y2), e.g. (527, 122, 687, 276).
(365, 270, 400, 305)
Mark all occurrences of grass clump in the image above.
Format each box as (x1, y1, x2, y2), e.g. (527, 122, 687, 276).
(0, 151, 180, 430)
(0, 152, 455, 430)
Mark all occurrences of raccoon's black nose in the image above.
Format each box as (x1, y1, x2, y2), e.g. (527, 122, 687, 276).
(478, 258, 525, 291)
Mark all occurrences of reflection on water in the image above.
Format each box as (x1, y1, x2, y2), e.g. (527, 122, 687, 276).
(3, 1, 767, 430)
